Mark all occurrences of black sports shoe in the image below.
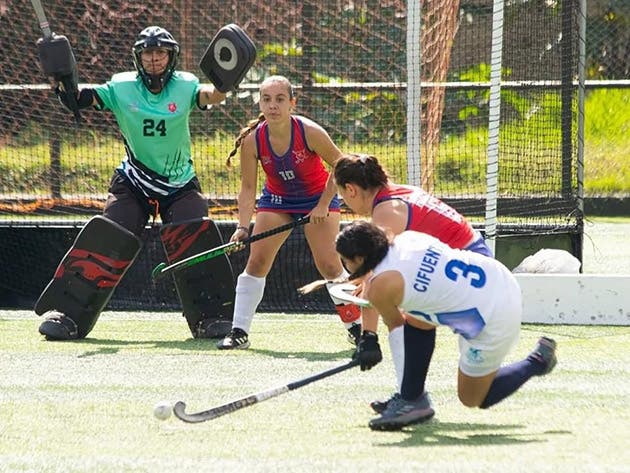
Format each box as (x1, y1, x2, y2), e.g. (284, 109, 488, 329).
(216, 328, 250, 350)
(38, 311, 79, 341)
(369, 392, 435, 431)
(347, 323, 362, 346)
(370, 392, 400, 414)
(530, 336, 557, 375)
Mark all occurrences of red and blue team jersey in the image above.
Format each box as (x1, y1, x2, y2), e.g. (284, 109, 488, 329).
(373, 184, 490, 255)
(255, 115, 340, 214)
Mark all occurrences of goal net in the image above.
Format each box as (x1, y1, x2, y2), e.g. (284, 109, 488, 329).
(0, 0, 583, 312)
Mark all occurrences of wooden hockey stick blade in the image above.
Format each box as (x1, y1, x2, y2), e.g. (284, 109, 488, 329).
(151, 216, 310, 280)
(173, 359, 359, 424)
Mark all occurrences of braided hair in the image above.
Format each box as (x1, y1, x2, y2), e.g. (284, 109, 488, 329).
(225, 113, 265, 167)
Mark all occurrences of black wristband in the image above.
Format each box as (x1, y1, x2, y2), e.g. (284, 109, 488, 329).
(77, 89, 95, 108)
(236, 225, 250, 235)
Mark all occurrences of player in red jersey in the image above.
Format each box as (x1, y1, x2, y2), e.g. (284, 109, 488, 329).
(217, 76, 361, 350)
(334, 153, 492, 257)
(333, 152, 493, 414)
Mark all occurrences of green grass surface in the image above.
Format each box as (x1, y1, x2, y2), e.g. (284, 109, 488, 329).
(1, 311, 628, 472)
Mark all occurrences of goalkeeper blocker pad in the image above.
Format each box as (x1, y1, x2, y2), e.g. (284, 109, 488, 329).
(160, 218, 235, 338)
(199, 24, 256, 93)
(35, 216, 141, 338)
(37, 33, 77, 80)
(36, 33, 81, 121)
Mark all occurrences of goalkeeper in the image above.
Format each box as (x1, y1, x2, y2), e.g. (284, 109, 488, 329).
(37, 26, 232, 341)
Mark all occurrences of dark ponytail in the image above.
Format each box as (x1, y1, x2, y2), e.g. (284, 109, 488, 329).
(333, 153, 389, 190)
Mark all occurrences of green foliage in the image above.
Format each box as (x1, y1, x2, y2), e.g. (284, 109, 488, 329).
(0, 160, 50, 194)
(445, 64, 539, 136)
(585, 88, 630, 136)
(2, 85, 627, 196)
(436, 130, 487, 191)
(325, 88, 406, 144)
(583, 89, 630, 193)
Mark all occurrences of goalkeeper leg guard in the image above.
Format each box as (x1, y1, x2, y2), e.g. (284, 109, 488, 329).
(160, 218, 235, 339)
(35, 216, 141, 340)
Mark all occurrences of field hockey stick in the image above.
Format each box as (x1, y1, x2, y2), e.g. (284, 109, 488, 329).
(172, 359, 359, 423)
(152, 215, 310, 280)
(30, 0, 52, 38)
(31, 0, 82, 122)
(327, 282, 371, 307)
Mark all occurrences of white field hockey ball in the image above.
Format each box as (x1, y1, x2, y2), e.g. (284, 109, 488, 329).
(153, 401, 173, 421)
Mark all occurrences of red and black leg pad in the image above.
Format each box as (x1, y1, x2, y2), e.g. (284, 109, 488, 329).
(160, 218, 235, 339)
(35, 216, 141, 338)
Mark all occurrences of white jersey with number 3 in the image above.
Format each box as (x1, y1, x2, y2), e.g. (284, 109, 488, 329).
(371, 231, 522, 342)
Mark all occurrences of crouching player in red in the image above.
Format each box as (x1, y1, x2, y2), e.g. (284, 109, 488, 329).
(336, 221, 557, 430)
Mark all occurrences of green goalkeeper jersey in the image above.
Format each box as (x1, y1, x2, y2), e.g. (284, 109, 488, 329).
(94, 71, 203, 197)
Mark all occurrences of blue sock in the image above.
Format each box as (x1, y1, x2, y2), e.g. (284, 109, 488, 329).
(480, 354, 546, 409)
(400, 323, 436, 401)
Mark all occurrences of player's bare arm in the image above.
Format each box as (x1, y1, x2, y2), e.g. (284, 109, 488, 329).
(303, 118, 343, 223)
(366, 271, 406, 330)
(232, 134, 258, 242)
(198, 85, 226, 108)
(372, 200, 409, 235)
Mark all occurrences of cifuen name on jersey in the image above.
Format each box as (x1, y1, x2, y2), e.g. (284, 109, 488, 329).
(413, 246, 442, 292)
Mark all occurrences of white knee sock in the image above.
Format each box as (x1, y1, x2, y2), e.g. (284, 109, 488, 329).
(326, 268, 361, 328)
(388, 325, 405, 391)
(232, 271, 266, 334)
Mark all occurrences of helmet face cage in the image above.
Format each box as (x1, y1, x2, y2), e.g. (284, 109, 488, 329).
(132, 26, 180, 90)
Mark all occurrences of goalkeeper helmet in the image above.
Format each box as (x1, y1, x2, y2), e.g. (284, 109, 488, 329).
(132, 26, 180, 90)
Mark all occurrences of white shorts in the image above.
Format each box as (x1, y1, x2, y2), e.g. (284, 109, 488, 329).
(457, 282, 522, 377)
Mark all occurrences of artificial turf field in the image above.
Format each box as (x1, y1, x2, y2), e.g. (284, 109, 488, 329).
(1, 311, 628, 473)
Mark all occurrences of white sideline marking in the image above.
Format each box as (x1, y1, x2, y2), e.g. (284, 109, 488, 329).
(515, 274, 630, 326)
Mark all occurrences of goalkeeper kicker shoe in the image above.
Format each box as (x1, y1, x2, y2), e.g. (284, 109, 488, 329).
(529, 336, 557, 375)
(38, 311, 79, 341)
(216, 328, 250, 350)
(369, 392, 435, 431)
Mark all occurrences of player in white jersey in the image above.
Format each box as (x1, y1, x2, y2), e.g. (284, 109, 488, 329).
(333, 152, 493, 415)
(335, 221, 557, 431)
